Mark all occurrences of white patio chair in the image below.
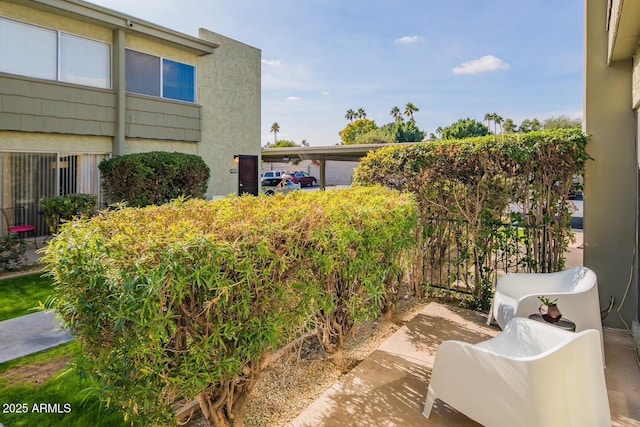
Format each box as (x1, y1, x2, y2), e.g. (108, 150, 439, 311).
(423, 317, 610, 427)
(486, 266, 604, 362)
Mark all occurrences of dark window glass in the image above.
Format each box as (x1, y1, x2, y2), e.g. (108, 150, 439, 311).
(125, 49, 160, 97)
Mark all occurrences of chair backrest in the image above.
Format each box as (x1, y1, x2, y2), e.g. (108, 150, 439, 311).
(565, 266, 597, 292)
(478, 317, 576, 357)
(2, 206, 25, 228)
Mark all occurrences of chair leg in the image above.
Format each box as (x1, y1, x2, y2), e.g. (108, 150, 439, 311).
(422, 386, 436, 419)
(486, 297, 495, 326)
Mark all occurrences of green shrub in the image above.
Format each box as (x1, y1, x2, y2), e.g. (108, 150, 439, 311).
(98, 152, 210, 207)
(41, 193, 97, 234)
(354, 128, 589, 308)
(0, 233, 26, 272)
(42, 187, 417, 426)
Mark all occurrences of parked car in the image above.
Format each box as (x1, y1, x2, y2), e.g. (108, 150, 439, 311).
(284, 171, 317, 187)
(263, 178, 301, 195)
(261, 170, 286, 186)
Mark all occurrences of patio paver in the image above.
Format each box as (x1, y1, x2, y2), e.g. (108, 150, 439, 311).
(288, 302, 640, 427)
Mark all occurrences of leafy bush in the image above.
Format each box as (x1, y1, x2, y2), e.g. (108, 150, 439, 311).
(339, 119, 378, 145)
(41, 193, 97, 234)
(354, 129, 589, 308)
(380, 120, 426, 142)
(0, 233, 26, 272)
(355, 128, 396, 145)
(42, 187, 417, 426)
(99, 152, 210, 207)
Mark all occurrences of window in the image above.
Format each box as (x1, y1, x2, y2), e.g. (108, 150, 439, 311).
(0, 18, 57, 80)
(163, 59, 195, 102)
(125, 50, 161, 97)
(60, 33, 110, 89)
(126, 49, 196, 103)
(0, 17, 111, 89)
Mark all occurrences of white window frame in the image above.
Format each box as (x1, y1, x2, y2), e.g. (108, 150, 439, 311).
(0, 17, 112, 90)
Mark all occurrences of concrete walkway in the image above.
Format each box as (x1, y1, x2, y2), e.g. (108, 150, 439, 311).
(288, 302, 640, 426)
(0, 310, 72, 364)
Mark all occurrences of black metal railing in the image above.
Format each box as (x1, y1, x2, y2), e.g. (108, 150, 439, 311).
(421, 217, 563, 308)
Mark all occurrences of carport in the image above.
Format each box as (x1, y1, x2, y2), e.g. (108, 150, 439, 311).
(261, 142, 418, 189)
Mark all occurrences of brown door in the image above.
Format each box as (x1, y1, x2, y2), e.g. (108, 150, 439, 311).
(238, 155, 259, 196)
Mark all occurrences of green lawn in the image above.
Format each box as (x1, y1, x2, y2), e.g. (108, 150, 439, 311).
(0, 342, 128, 427)
(0, 275, 128, 426)
(0, 272, 55, 321)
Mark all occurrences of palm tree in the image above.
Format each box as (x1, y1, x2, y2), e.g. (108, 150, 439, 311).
(435, 126, 443, 139)
(493, 114, 504, 134)
(270, 122, 280, 143)
(390, 106, 403, 123)
(356, 108, 367, 119)
(345, 109, 356, 123)
(484, 113, 493, 132)
(404, 102, 419, 121)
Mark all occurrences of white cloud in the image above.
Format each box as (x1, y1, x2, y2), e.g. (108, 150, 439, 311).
(321, 91, 331, 96)
(261, 59, 284, 67)
(452, 55, 510, 75)
(287, 96, 301, 101)
(394, 35, 424, 44)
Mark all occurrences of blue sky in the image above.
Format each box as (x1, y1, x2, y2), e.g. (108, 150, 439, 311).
(88, 0, 584, 146)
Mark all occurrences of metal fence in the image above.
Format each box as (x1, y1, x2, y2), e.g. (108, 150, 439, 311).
(422, 217, 559, 300)
(0, 152, 108, 237)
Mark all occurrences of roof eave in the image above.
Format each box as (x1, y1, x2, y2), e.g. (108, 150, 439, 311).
(9, 0, 218, 55)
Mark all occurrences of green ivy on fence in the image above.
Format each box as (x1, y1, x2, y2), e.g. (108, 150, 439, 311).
(353, 128, 589, 310)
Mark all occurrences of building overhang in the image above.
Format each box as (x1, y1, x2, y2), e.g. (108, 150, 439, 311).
(607, 0, 640, 64)
(6, 0, 218, 56)
(261, 142, 420, 163)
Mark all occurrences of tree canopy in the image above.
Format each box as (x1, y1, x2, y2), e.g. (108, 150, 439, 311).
(339, 119, 378, 145)
(264, 139, 298, 148)
(496, 115, 581, 134)
(341, 103, 425, 144)
(380, 120, 425, 142)
(441, 118, 490, 139)
(543, 115, 582, 130)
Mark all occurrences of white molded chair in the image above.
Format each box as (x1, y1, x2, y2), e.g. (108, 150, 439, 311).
(486, 266, 604, 362)
(423, 317, 610, 427)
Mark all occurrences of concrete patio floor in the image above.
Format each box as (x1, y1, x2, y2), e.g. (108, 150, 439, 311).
(289, 302, 640, 427)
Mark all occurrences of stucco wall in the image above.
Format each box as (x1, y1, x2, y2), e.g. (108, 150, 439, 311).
(197, 29, 261, 197)
(125, 139, 198, 155)
(125, 33, 196, 65)
(585, 0, 639, 328)
(0, 2, 112, 43)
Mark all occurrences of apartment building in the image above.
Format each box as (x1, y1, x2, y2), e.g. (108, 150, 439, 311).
(0, 0, 261, 235)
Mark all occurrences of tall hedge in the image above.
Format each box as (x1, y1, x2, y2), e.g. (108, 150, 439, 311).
(353, 128, 589, 308)
(42, 187, 417, 426)
(99, 151, 210, 207)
